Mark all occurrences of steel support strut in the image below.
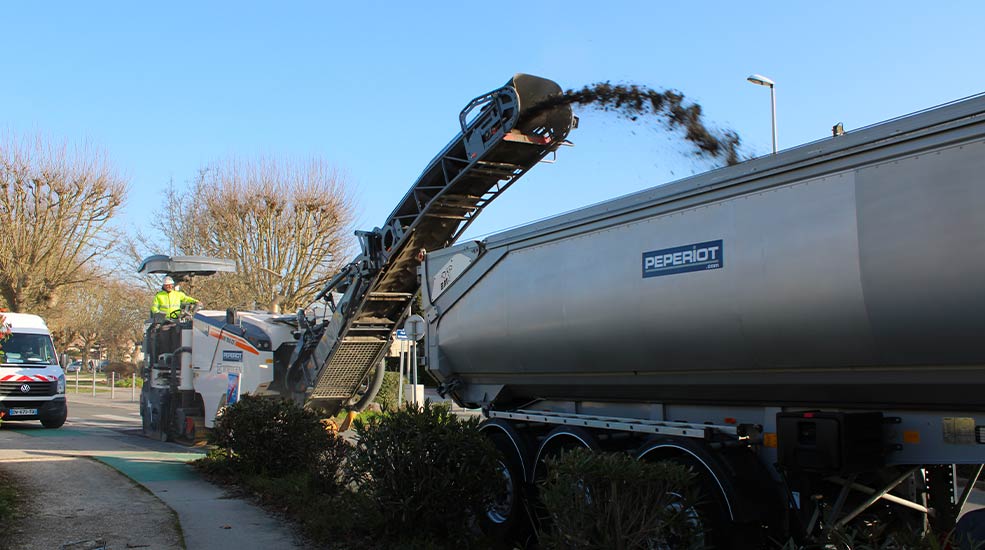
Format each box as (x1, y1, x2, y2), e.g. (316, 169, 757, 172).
(828, 473, 930, 517)
(833, 467, 920, 529)
(957, 464, 984, 513)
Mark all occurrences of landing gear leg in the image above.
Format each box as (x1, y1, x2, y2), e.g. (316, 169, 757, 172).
(926, 465, 959, 533)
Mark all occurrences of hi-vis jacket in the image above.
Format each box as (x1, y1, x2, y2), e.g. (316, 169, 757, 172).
(151, 290, 199, 316)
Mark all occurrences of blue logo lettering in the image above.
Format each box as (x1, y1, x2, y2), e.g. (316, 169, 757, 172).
(643, 239, 724, 278)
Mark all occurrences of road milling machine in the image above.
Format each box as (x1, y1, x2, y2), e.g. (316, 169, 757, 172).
(137, 74, 575, 442)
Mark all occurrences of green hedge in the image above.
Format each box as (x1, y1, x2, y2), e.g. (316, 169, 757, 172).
(103, 361, 137, 379)
(345, 401, 499, 547)
(207, 395, 347, 486)
(198, 398, 504, 548)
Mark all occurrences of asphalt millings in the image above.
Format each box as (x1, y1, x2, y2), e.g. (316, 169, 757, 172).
(527, 82, 742, 166)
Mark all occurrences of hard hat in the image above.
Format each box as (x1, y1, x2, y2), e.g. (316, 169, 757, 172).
(163, 276, 175, 286)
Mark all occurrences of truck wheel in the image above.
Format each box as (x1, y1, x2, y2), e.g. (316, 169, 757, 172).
(531, 426, 600, 532)
(40, 410, 67, 429)
(637, 445, 732, 548)
(533, 426, 600, 483)
(481, 430, 533, 547)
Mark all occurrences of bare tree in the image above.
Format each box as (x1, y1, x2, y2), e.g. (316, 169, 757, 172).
(0, 312, 8, 351)
(157, 157, 356, 311)
(48, 277, 146, 366)
(0, 134, 127, 312)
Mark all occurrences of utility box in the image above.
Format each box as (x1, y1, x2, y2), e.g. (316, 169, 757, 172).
(777, 411, 885, 474)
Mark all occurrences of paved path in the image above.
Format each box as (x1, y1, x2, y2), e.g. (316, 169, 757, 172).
(1, 394, 315, 550)
(0, 455, 182, 550)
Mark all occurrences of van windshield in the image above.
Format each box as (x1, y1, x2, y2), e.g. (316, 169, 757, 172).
(0, 333, 57, 367)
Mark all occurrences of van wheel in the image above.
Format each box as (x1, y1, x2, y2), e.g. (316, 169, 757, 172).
(41, 411, 67, 429)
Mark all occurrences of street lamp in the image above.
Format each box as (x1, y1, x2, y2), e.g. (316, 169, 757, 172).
(747, 74, 777, 154)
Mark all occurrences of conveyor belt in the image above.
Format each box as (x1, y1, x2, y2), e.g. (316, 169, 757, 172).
(293, 74, 575, 414)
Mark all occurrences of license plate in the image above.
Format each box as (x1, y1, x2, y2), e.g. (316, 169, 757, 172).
(8, 408, 38, 416)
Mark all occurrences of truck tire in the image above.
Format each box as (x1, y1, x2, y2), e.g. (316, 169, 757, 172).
(636, 443, 733, 548)
(530, 426, 600, 533)
(481, 430, 533, 547)
(533, 425, 600, 483)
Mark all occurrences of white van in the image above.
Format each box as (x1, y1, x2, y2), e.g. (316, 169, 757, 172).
(0, 313, 67, 428)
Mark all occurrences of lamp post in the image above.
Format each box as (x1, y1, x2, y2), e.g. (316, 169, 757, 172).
(747, 74, 777, 154)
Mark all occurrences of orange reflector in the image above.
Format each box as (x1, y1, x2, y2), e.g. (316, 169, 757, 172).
(763, 433, 778, 448)
(903, 431, 920, 444)
(724, 417, 737, 425)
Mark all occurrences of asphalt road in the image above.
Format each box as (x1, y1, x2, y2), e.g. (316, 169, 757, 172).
(63, 392, 144, 430)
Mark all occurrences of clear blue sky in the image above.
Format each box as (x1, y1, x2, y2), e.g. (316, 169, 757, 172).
(3, 2, 984, 249)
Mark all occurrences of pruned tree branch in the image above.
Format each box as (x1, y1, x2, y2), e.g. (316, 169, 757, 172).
(155, 156, 356, 311)
(0, 133, 128, 312)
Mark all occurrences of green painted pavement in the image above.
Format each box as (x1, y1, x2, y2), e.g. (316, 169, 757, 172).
(96, 452, 203, 483)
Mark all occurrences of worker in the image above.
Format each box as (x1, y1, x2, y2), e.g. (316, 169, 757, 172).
(151, 276, 200, 319)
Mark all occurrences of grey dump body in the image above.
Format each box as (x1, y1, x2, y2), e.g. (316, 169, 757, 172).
(423, 93, 985, 412)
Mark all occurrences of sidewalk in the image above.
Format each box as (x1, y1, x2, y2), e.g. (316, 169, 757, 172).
(1, 397, 317, 550)
(0, 455, 183, 550)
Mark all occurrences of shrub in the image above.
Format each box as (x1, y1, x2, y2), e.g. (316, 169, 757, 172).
(103, 361, 137, 380)
(345, 401, 499, 547)
(538, 448, 703, 550)
(373, 371, 403, 411)
(208, 395, 348, 485)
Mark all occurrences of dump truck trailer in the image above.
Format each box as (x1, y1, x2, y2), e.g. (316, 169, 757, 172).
(421, 93, 985, 544)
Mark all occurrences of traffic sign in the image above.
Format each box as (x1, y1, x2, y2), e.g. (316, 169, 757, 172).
(403, 315, 426, 341)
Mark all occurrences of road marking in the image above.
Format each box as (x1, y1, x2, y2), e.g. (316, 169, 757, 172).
(93, 414, 141, 422)
(0, 456, 76, 463)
